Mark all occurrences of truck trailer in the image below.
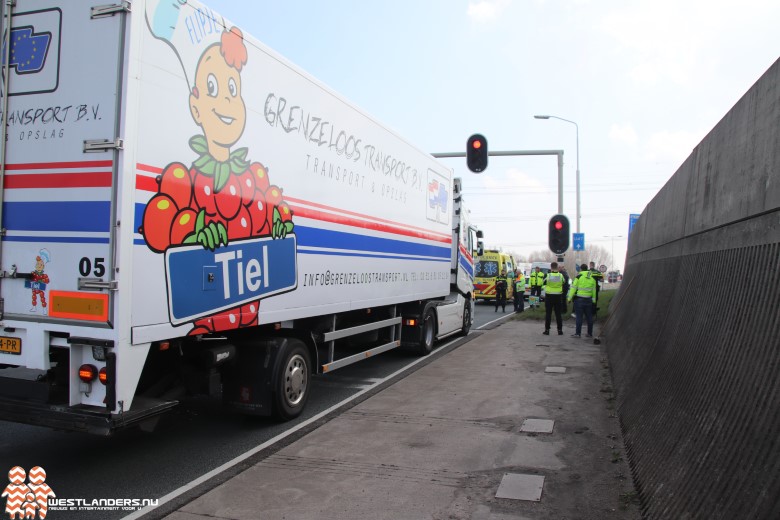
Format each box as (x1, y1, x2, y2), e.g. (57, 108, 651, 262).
(0, 0, 482, 435)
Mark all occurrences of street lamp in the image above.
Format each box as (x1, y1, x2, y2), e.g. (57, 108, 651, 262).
(603, 235, 623, 271)
(534, 115, 580, 235)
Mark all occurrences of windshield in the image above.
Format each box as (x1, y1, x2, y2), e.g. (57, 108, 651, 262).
(475, 260, 499, 278)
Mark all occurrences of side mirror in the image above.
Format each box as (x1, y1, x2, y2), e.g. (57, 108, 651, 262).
(476, 241, 484, 257)
(476, 230, 484, 239)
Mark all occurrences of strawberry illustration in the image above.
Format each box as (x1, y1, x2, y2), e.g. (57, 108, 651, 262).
(236, 169, 256, 207)
(214, 173, 242, 220)
(193, 173, 217, 215)
(247, 196, 269, 235)
(250, 162, 270, 193)
(170, 208, 198, 244)
(240, 301, 259, 326)
(227, 205, 252, 239)
(158, 162, 193, 209)
(141, 194, 178, 252)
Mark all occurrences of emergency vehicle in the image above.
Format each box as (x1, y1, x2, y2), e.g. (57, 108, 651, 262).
(473, 250, 515, 303)
(0, 0, 482, 434)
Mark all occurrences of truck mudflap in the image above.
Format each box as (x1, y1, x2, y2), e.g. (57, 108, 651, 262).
(0, 396, 178, 436)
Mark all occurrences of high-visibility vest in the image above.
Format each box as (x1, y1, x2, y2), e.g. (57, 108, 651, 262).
(544, 272, 564, 295)
(568, 271, 597, 302)
(530, 271, 544, 287)
(515, 277, 526, 293)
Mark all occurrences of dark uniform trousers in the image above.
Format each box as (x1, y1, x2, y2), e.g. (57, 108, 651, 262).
(544, 293, 564, 332)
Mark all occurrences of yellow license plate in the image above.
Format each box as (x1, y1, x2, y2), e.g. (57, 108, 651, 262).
(0, 336, 21, 354)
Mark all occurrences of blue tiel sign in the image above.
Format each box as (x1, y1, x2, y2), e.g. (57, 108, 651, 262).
(165, 235, 297, 324)
(572, 233, 585, 251)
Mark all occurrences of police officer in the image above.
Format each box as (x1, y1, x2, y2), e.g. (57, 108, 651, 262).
(542, 262, 564, 335)
(529, 266, 544, 308)
(513, 269, 526, 313)
(560, 266, 570, 313)
(568, 263, 598, 338)
(589, 261, 604, 316)
(494, 268, 508, 313)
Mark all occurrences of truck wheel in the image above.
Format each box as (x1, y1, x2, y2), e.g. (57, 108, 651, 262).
(272, 339, 311, 421)
(416, 308, 436, 356)
(460, 300, 472, 336)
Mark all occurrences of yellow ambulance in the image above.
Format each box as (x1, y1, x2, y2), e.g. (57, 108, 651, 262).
(473, 250, 516, 303)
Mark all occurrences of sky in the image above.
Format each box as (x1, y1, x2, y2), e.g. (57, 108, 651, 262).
(200, 0, 779, 271)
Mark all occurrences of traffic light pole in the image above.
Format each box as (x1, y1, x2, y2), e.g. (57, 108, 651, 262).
(432, 150, 565, 214)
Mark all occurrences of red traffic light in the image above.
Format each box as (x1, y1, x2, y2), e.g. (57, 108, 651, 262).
(466, 134, 488, 173)
(548, 214, 570, 254)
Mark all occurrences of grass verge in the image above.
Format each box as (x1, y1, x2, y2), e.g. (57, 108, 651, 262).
(509, 289, 617, 322)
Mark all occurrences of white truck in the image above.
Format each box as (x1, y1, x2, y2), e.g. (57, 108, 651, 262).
(0, 0, 482, 434)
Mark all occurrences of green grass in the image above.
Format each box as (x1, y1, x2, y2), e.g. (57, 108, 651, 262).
(510, 289, 617, 322)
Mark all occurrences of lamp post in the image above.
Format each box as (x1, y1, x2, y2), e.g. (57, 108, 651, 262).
(534, 115, 580, 235)
(603, 235, 623, 272)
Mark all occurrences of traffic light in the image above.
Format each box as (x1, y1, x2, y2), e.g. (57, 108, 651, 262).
(548, 214, 570, 254)
(466, 134, 488, 172)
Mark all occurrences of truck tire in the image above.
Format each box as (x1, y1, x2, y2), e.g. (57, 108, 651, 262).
(272, 339, 311, 421)
(460, 299, 472, 336)
(416, 308, 436, 356)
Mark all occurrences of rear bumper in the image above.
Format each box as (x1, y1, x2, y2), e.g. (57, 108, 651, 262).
(0, 396, 177, 436)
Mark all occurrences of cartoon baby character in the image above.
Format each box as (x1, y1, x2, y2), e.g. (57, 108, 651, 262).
(29, 249, 51, 315)
(20, 494, 36, 520)
(141, 27, 294, 335)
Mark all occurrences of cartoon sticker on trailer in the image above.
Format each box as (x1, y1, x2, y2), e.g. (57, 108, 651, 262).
(25, 249, 51, 315)
(141, 1, 297, 333)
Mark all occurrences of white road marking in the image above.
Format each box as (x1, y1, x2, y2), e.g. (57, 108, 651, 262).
(120, 334, 467, 520)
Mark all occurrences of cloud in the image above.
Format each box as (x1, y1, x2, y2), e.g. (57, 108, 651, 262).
(598, 0, 744, 86)
(479, 167, 547, 192)
(609, 123, 638, 146)
(643, 129, 704, 163)
(467, 0, 511, 23)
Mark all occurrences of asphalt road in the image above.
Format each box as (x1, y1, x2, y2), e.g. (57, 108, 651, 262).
(0, 303, 510, 520)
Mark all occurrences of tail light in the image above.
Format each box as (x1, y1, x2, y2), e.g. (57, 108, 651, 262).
(98, 367, 108, 385)
(78, 364, 98, 383)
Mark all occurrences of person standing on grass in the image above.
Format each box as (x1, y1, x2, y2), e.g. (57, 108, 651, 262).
(568, 263, 597, 338)
(513, 269, 525, 313)
(542, 262, 564, 335)
(529, 266, 544, 308)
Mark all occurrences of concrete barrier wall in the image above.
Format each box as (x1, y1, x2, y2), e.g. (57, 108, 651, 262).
(604, 57, 780, 519)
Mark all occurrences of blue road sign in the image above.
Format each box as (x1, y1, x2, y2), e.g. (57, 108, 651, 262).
(573, 233, 585, 251)
(629, 214, 640, 236)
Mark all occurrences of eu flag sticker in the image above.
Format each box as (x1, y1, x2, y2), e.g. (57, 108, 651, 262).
(165, 235, 297, 324)
(2, 8, 61, 95)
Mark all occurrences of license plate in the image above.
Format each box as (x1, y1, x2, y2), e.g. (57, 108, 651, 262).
(0, 336, 21, 355)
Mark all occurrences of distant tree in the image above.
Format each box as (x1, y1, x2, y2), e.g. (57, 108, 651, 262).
(527, 245, 611, 275)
